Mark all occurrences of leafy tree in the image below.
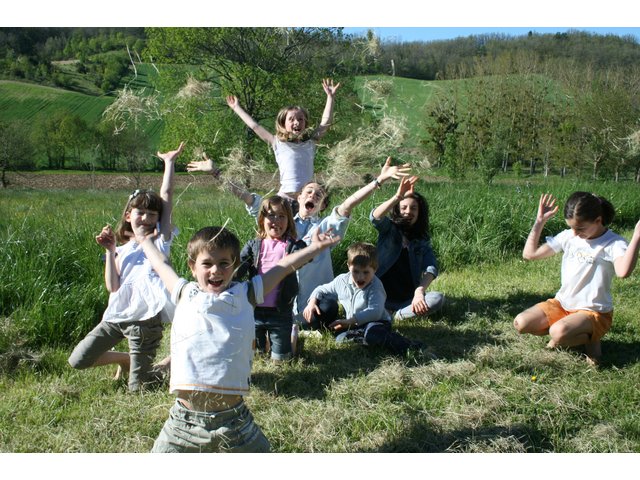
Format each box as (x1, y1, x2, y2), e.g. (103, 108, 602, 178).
(144, 27, 345, 162)
(0, 121, 35, 187)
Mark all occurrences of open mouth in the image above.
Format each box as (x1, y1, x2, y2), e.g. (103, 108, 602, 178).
(304, 201, 316, 211)
(208, 278, 224, 288)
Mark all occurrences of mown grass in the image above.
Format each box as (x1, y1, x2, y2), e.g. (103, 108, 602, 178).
(1, 176, 640, 452)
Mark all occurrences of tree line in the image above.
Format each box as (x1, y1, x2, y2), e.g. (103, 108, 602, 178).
(1, 27, 640, 186)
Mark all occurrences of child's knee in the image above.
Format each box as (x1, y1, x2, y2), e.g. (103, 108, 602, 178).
(513, 314, 526, 333)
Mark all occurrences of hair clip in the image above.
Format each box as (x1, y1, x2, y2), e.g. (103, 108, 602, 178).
(129, 189, 146, 200)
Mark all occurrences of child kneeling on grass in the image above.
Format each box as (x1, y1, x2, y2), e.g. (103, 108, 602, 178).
(303, 242, 432, 357)
(136, 224, 339, 453)
(514, 192, 640, 366)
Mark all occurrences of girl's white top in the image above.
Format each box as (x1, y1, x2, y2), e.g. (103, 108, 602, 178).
(547, 228, 628, 312)
(273, 138, 315, 194)
(102, 230, 177, 324)
(168, 277, 264, 396)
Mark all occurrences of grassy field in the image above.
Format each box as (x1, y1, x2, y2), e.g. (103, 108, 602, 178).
(1, 175, 640, 453)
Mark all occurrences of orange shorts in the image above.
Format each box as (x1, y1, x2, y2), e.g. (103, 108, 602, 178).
(536, 298, 612, 342)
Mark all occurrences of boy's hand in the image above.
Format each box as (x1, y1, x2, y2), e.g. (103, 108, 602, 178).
(303, 302, 321, 323)
(379, 157, 411, 183)
(186, 153, 218, 174)
(311, 228, 341, 249)
(96, 225, 116, 252)
(329, 318, 356, 331)
(322, 78, 340, 97)
(157, 141, 185, 164)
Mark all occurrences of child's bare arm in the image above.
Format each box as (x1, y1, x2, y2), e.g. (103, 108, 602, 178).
(522, 194, 558, 261)
(614, 219, 640, 278)
(314, 78, 341, 139)
(371, 175, 417, 220)
(261, 229, 340, 296)
(157, 142, 184, 239)
(136, 231, 181, 296)
(226, 95, 275, 145)
(337, 157, 411, 218)
(96, 225, 120, 293)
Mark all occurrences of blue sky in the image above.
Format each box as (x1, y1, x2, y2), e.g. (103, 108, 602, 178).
(342, 27, 640, 43)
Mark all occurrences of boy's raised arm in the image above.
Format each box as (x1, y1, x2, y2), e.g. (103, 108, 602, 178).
(261, 229, 340, 296)
(136, 232, 181, 296)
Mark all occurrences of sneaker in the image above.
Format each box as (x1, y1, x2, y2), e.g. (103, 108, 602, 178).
(298, 329, 322, 339)
(335, 330, 365, 344)
(407, 340, 438, 361)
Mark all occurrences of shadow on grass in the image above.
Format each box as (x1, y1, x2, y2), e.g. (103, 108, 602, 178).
(366, 420, 553, 453)
(599, 338, 640, 369)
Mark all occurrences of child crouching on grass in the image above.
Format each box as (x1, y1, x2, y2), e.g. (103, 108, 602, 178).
(514, 192, 640, 366)
(135, 224, 339, 453)
(303, 242, 432, 357)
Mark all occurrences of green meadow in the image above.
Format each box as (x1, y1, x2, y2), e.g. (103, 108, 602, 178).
(1, 176, 640, 452)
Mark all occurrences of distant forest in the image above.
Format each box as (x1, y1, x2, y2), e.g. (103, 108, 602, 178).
(1, 27, 640, 184)
(2, 27, 639, 87)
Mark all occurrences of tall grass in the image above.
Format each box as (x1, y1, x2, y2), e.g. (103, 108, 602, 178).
(2, 177, 640, 452)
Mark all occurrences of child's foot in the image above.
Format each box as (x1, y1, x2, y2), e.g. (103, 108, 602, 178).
(585, 340, 601, 368)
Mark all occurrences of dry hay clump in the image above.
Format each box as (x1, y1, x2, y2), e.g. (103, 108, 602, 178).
(626, 129, 640, 155)
(218, 146, 272, 192)
(102, 86, 164, 134)
(363, 78, 394, 98)
(176, 76, 212, 100)
(324, 115, 407, 189)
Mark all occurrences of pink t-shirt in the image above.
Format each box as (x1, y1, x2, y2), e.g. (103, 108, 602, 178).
(259, 238, 288, 307)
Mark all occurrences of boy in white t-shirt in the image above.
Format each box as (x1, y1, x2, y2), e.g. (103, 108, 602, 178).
(514, 192, 640, 366)
(135, 224, 338, 452)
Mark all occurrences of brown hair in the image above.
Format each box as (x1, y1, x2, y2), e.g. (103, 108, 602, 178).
(115, 189, 163, 244)
(256, 196, 297, 240)
(347, 242, 378, 270)
(275, 106, 312, 142)
(187, 226, 241, 269)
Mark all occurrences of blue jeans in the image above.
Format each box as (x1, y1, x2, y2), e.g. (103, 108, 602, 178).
(254, 307, 293, 360)
(300, 293, 339, 331)
(386, 291, 445, 320)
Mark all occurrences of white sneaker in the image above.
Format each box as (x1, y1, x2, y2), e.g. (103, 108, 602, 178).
(298, 329, 322, 339)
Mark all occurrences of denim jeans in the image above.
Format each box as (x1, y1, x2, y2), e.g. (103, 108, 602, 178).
(254, 307, 293, 360)
(386, 291, 445, 320)
(342, 321, 414, 356)
(152, 399, 270, 453)
(300, 293, 339, 331)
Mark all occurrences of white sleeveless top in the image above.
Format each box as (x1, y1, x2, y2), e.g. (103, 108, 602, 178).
(273, 138, 315, 194)
(102, 229, 177, 324)
(169, 276, 264, 396)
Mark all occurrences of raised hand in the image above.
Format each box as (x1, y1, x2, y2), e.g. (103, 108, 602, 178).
(226, 95, 239, 110)
(96, 225, 116, 252)
(157, 142, 185, 164)
(311, 227, 341, 250)
(397, 175, 418, 200)
(322, 78, 341, 97)
(536, 193, 559, 224)
(186, 152, 219, 174)
(379, 157, 411, 183)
